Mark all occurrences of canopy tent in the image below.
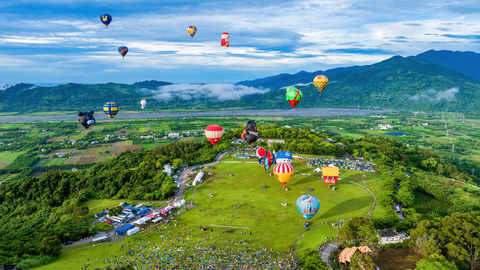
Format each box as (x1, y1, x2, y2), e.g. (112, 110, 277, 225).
(314, 168, 322, 172)
(339, 246, 372, 264)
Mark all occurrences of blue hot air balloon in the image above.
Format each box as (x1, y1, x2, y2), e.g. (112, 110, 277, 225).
(296, 195, 320, 220)
(118, 46, 128, 58)
(103, 102, 119, 118)
(100, 14, 112, 28)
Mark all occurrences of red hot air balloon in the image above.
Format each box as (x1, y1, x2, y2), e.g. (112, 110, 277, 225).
(205, 125, 224, 146)
(221, 32, 230, 48)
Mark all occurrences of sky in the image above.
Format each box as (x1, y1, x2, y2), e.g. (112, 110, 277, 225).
(1, 0, 479, 85)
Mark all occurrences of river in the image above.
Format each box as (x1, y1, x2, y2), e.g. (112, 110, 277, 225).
(0, 108, 388, 122)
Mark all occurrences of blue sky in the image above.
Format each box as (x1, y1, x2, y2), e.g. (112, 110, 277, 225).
(0, 0, 479, 84)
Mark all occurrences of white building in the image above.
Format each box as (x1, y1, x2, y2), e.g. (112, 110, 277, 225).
(378, 228, 410, 245)
(378, 124, 392, 130)
(167, 132, 180, 138)
(127, 227, 140, 236)
(422, 123, 428, 126)
(268, 139, 285, 147)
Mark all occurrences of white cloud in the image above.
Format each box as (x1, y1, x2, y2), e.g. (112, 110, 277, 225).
(281, 82, 313, 89)
(408, 87, 459, 102)
(146, 84, 270, 102)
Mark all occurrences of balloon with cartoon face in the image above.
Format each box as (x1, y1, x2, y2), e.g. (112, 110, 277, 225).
(78, 111, 95, 131)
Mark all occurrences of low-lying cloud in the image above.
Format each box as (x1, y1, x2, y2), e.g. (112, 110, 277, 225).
(144, 84, 270, 102)
(281, 82, 313, 89)
(408, 87, 459, 102)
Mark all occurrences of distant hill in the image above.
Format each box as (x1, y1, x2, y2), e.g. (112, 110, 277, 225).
(236, 66, 362, 89)
(2, 51, 480, 113)
(228, 55, 480, 112)
(412, 50, 480, 83)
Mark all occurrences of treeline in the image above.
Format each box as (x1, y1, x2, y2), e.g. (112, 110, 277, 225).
(0, 138, 229, 266)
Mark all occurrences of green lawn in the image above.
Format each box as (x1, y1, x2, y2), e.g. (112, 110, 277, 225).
(85, 199, 136, 216)
(0, 151, 26, 162)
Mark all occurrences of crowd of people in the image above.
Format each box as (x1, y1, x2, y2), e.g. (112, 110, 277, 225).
(76, 217, 298, 270)
(303, 157, 376, 172)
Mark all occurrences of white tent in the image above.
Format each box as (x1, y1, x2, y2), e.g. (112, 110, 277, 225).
(314, 168, 322, 172)
(127, 227, 140, 236)
(133, 216, 151, 225)
(153, 217, 163, 223)
(92, 236, 108, 242)
(193, 171, 204, 186)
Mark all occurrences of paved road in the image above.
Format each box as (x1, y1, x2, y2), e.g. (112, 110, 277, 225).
(320, 242, 338, 268)
(175, 151, 230, 203)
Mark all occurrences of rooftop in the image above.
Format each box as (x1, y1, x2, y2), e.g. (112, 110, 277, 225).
(378, 228, 399, 237)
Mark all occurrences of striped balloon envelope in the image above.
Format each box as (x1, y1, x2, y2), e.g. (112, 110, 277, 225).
(118, 46, 128, 58)
(103, 102, 119, 118)
(273, 162, 294, 186)
(205, 125, 224, 146)
(296, 195, 320, 220)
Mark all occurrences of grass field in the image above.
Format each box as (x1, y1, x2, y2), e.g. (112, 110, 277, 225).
(0, 151, 25, 162)
(44, 158, 67, 165)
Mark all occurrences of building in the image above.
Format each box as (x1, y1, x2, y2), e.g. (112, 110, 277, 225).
(167, 132, 180, 138)
(163, 164, 174, 176)
(378, 228, 410, 245)
(422, 123, 428, 126)
(268, 139, 285, 147)
(235, 153, 252, 159)
(258, 138, 265, 143)
(378, 124, 392, 130)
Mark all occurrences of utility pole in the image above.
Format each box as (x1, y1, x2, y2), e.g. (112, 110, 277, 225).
(459, 157, 462, 166)
(446, 130, 448, 137)
(452, 144, 455, 153)
(472, 168, 475, 176)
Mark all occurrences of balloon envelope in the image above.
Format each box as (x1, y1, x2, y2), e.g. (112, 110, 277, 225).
(286, 87, 302, 109)
(242, 120, 258, 144)
(118, 46, 128, 58)
(256, 147, 266, 158)
(296, 195, 320, 220)
(205, 125, 224, 146)
(78, 111, 95, 130)
(313, 75, 329, 95)
(100, 14, 112, 28)
(188, 25, 197, 38)
(273, 162, 294, 186)
(103, 102, 119, 118)
(322, 166, 339, 185)
(221, 32, 230, 47)
(259, 151, 276, 171)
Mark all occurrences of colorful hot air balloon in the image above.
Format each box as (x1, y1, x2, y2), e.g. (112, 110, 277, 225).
(241, 120, 258, 145)
(221, 32, 230, 48)
(78, 111, 95, 131)
(286, 87, 302, 110)
(118, 46, 128, 58)
(322, 164, 339, 188)
(205, 125, 224, 146)
(141, 99, 147, 110)
(103, 102, 119, 118)
(259, 151, 276, 171)
(296, 195, 320, 221)
(100, 14, 112, 28)
(188, 26, 197, 38)
(273, 162, 294, 187)
(313, 75, 329, 95)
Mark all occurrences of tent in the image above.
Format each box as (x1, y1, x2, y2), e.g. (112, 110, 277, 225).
(314, 168, 322, 172)
(127, 227, 140, 236)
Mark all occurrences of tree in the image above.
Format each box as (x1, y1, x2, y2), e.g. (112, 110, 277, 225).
(298, 249, 329, 270)
(416, 254, 458, 270)
(379, 190, 395, 206)
(38, 236, 62, 256)
(350, 252, 376, 270)
(396, 186, 415, 207)
(109, 206, 123, 216)
(172, 158, 183, 169)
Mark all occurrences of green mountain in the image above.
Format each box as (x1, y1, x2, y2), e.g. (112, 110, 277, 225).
(1, 55, 480, 113)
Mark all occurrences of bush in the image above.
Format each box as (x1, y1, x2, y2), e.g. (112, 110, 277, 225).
(17, 255, 58, 268)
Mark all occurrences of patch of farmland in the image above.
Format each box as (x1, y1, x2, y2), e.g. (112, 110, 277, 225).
(96, 156, 107, 162)
(44, 149, 75, 158)
(64, 158, 80, 164)
(47, 136, 68, 142)
(84, 148, 97, 156)
(77, 157, 88, 164)
(0, 162, 13, 169)
(86, 156, 96, 163)
(71, 150, 85, 158)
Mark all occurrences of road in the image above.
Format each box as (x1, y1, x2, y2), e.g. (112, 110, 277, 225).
(320, 242, 338, 268)
(175, 151, 230, 203)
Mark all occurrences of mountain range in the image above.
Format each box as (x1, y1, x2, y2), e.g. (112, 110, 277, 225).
(1, 50, 480, 113)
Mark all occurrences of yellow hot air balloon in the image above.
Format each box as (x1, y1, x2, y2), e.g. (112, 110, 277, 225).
(313, 75, 329, 95)
(273, 162, 294, 187)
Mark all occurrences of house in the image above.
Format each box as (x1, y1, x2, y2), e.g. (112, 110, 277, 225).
(322, 138, 336, 143)
(163, 164, 174, 176)
(57, 153, 67, 158)
(422, 123, 428, 126)
(378, 124, 392, 130)
(72, 168, 78, 172)
(235, 153, 251, 159)
(167, 132, 180, 138)
(337, 142, 346, 147)
(258, 138, 265, 143)
(268, 139, 285, 147)
(378, 228, 410, 245)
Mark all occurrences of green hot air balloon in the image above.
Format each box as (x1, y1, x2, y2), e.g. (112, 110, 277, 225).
(286, 87, 302, 110)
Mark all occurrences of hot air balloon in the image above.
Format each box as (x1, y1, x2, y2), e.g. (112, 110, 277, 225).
(188, 26, 197, 38)
(256, 146, 266, 158)
(296, 195, 320, 224)
(103, 102, 119, 119)
(259, 151, 276, 172)
(241, 120, 258, 145)
(118, 46, 128, 58)
(286, 87, 302, 110)
(322, 164, 339, 188)
(205, 125, 224, 146)
(273, 162, 294, 187)
(141, 99, 147, 110)
(78, 111, 95, 131)
(100, 14, 112, 28)
(313, 75, 329, 95)
(221, 32, 230, 48)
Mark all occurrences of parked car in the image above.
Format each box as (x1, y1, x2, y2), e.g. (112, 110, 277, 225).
(65, 241, 73, 245)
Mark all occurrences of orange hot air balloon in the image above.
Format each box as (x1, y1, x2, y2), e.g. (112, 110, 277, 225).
(273, 162, 294, 187)
(313, 75, 329, 95)
(205, 125, 224, 146)
(322, 164, 339, 188)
